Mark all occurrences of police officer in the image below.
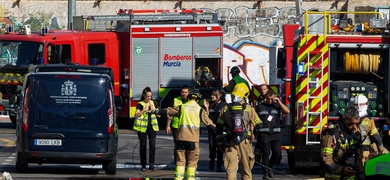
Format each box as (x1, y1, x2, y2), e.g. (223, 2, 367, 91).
(255, 89, 289, 179)
(157, 89, 215, 180)
(321, 106, 364, 179)
(217, 83, 261, 180)
(166, 85, 189, 163)
(223, 66, 250, 102)
(352, 94, 388, 166)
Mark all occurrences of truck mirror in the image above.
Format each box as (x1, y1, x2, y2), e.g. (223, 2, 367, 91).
(277, 68, 286, 79)
(277, 48, 286, 69)
(114, 96, 122, 111)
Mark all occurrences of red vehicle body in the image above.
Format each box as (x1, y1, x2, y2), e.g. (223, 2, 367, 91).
(276, 10, 390, 173)
(0, 9, 224, 127)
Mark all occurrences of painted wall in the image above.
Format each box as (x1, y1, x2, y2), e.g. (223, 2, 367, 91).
(0, 0, 388, 88)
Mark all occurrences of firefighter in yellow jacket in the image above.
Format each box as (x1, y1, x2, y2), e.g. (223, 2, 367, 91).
(320, 106, 364, 180)
(217, 83, 261, 180)
(156, 89, 215, 180)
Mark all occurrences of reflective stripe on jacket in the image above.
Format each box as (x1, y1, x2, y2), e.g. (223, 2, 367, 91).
(172, 96, 183, 128)
(133, 101, 159, 133)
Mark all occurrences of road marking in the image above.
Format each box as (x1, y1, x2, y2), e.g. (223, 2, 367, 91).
(0, 138, 15, 147)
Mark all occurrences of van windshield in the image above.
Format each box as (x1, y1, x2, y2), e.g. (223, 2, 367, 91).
(27, 74, 111, 127)
(0, 41, 44, 66)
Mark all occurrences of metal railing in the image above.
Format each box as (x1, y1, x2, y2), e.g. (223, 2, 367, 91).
(304, 10, 384, 39)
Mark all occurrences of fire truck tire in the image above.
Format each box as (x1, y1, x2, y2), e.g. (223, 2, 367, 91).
(287, 150, 296, 174)
(10, 115, 16, 125)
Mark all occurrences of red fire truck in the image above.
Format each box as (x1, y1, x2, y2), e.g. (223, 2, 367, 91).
(276, 10, 390, 173)
(0, 9, 224, 126)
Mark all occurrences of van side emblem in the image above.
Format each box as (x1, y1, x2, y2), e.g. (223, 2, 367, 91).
(61, 80, 77, 96)
(134, 45, 143, 56)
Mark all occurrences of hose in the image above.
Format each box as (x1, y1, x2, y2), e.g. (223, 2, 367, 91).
(344, 51, 380, 74)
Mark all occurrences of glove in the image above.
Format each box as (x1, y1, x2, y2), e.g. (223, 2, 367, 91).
(207, 125, 216, 134)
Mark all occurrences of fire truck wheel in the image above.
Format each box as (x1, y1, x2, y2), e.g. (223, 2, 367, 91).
(10, 115, 16, 126)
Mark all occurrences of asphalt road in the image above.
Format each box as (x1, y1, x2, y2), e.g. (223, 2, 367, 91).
(0, 116, 322, 179)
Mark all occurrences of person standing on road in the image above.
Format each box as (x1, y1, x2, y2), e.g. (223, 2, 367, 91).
(156, 89, 215, 180)
(166, 85, 189, 163)
(204, 89, 226, 172)
(320, 106, 364, 180)
(254, 83, 270, 163)
(217, 83, 261, 180)
(133, 86, 159, 171)
(255, 89, 290, 179)
(223, 66, 250, 102)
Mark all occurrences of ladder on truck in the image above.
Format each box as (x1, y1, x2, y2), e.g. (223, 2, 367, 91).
(305, 50, 324, 145)
(73, 9, 220, 31)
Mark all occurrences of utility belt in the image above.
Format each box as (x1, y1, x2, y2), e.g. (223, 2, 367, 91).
(257, 127, 281, 133)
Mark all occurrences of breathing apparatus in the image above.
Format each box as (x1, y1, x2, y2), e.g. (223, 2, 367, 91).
(229, 84, 250, 143)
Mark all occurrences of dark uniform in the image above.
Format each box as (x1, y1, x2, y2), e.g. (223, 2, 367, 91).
(208, 99, 226, 171)
(255, 100, 283, 178)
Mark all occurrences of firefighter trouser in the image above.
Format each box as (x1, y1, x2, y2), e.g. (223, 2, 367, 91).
(224, 138, 254, 180)
(175, 141, 199, 180)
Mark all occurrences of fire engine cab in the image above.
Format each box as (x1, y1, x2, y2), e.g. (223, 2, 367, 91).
(0, 9, 224, 127)
(278, 10, 390, 173)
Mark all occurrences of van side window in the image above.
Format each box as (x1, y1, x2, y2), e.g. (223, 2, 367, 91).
(88, 44, 106, 65)
(47, 44, 72, 64)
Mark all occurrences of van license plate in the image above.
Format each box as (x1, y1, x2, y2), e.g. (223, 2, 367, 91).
(34, 139, 62, 146)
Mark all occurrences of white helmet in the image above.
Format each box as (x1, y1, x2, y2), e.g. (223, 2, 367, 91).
(352, 94, 368, 117)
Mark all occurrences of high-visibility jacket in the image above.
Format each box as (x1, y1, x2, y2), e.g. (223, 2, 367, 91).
(133, 101, 159, 133)
(171, 96, 185, 128)
(232, 75, 250, 91)
(166, 100, 215, 143)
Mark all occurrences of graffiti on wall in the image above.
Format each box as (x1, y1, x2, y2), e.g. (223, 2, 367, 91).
(1, 6, 298, 87)
(223, 41, 271, 87)
(213, 6, 298, 87)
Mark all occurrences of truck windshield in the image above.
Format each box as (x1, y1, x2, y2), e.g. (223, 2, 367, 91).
(0, 41, 44, 66)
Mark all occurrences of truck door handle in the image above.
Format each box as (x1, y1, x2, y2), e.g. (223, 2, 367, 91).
(73, 116, 86, 120)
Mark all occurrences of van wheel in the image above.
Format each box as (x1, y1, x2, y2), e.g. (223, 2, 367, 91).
(10, 115, 17, 126)
(16, 154, 28, 173)
(103, 157, 117, 175)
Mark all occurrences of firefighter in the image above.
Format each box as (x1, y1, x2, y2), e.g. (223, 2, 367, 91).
(351, 94, 389, 166)
(133, 86, 159, 171)
(255, 89, 290, 179)
(216, 83, 261, 180)
(320, 106, 364, 180)
(166, 85, 189, 163)
(156, 89, 215, 180)
(223, 66, 250, 102)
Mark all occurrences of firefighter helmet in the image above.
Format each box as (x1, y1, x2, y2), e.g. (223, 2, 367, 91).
(230, 66, 240, 76)
(352, 94, 368, 116)
(232, 83, 250, 101)
(189, 89, 202, 100)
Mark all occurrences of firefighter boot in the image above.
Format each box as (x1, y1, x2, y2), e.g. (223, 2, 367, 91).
(269, 169, 275, 178)
(209, 159, 215, 170)
(262, 168, 269, 180)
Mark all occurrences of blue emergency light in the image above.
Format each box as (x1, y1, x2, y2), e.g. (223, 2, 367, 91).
(298, 62, 304, 75)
